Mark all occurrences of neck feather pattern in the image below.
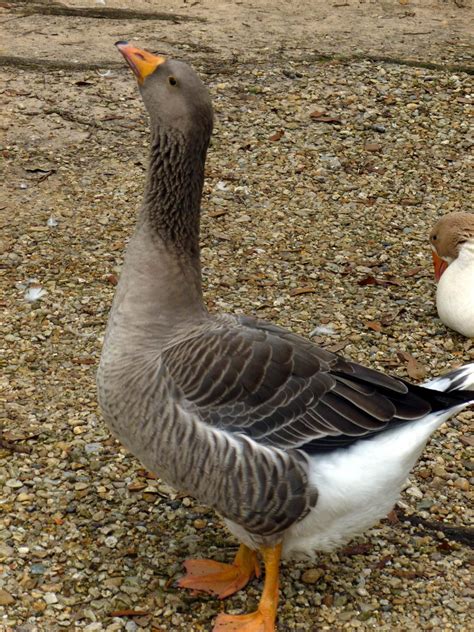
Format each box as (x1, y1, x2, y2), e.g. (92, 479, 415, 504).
(142, 128, 208, 258)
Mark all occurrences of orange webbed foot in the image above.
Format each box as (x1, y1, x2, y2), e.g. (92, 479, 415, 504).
(177, 544, 260, 599)
(212, 543, 281, 632)
(213, 609, 274, 631)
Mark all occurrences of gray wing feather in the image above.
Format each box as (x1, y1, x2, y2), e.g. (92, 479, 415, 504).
(161, 314, 430, 451)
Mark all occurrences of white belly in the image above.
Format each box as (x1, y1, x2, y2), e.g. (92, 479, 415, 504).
(280, 409, 460, 558)
(436, 256, 474, 338)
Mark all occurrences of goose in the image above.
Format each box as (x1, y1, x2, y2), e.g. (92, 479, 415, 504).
(98, 42, 474, 631)
(430, 212, 474, 338)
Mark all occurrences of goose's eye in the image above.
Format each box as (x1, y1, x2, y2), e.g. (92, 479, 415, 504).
(432, 235, 437, 241)
(168, 76, 177, 86)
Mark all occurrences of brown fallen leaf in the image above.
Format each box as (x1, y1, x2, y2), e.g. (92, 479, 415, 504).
(107, 274, 118, 286)
(404, 266, 423, 277)
(290, 286, 317, 296)
(309, 109, 326, 118)
(385, 509, 400, 524)
(72, 357, 96, 365)
(269, 130, 284, 141)
(358, 275, 379, 286)
(208, 209, 228, 218)
(397, 351, 427, 381)
(365, 320, 383, 332)
(437, 540, 454, 552)
(360, 197, 377, 206)
(109, 609, 149, 618)
(341, 543, 372, 556)
(358, 275, 401, 287)
(310, 114, 342, 125)
(322, 593, 334, 607)
(136, 469, 158, 479)
(128, 481, 147, 492)
(325, 340, 349, 353)
(400, 197, 421, 206)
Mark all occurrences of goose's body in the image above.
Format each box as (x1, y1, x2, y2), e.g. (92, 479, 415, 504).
(430, 212, 474, 338)
(98, 43, 474, 631)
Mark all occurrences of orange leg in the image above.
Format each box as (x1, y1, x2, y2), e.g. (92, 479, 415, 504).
(213, 542, 282, 632)
(177, 543, 260, 599)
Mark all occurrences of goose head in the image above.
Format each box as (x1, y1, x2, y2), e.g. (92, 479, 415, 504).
(429, 212, 474, 281)
(115, 41, 213, 143)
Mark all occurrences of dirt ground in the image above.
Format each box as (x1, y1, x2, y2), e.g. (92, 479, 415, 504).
(1, 1, 473, 632)
(1, 1, 473, 71)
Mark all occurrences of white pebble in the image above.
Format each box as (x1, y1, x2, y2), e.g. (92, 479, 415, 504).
(44, 592, 58, 604)
(105, 535, 118, 548)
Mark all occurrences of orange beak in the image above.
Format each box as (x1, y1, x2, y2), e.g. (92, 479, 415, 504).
(432, 250, 448, 282)
(115, 41, 166, 84)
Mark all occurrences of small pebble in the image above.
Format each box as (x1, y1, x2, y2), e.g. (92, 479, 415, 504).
(43, 592, 58, 605)
(301, 568, 324, 584)
(453, 477, 469, 491)
(0, 588, 15, 606)
(105, 536, 118, 548)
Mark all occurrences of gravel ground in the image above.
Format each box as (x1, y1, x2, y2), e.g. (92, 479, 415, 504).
(1, 4, 473, 631)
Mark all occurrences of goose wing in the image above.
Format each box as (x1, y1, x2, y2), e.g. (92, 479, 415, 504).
(162, 315, 434, 452)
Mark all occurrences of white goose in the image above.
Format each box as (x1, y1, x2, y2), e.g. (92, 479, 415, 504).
(98, 43, 474, 631)
(430, 212, 474, 338)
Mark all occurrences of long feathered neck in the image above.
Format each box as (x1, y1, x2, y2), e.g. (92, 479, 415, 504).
(141, 127, 208, 259)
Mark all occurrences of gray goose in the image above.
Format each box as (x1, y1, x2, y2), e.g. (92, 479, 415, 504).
(430, 212, 474, 338)
(98, 42, 474, 631)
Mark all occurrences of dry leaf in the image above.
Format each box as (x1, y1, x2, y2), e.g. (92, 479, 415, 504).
(109, 609, 149, 618)
(310, 114, 342, 125)
(289, 286, 316, 296)
(357, 275, 400, 287)
(397, 351, 427, 380)
(325, 340, 348, 353)
(404, 266, 423, 277)
(107, 274, 118, 286)
(365, 320, 383, 332)
(269, 130, 284, 141)
(386, 509, 400, 524)
(358, 275, 378, 286)
(128, 482, 147, 492)
(136, 469, 158, 479)
(360, 197, 377, 207)
(322, 593, 334, 607)
(72, 357, 96, 365)
(341, 543, 372, 556)
(309, 109, 326, 118)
